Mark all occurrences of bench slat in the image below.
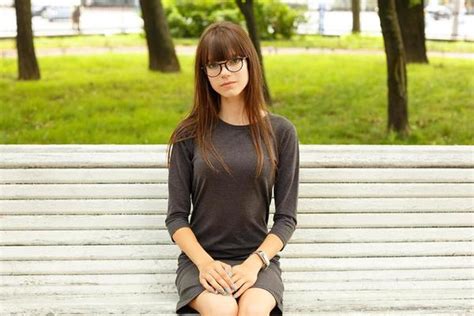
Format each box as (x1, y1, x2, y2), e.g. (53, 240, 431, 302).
(2, 269, 472, 286)
(1, 257, 472, 274)
(1, 283, 473, 296)
(1, 144, 471, 153)
(0, 293, 472, 314)
(2, 168, 472, 183)
(1, 145, 472, 168)
(2, 227, 472, 245)
(0, 213, 471, 229)
(1, 198, 472, 214)
(1, 242, 473, 260)
(2, 183, 473, 199)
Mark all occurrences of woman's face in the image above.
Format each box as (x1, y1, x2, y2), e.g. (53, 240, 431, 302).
(205, 56, 249, 99)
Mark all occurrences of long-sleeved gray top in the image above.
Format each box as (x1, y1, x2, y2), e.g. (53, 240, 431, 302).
(165, 112, 299, 265)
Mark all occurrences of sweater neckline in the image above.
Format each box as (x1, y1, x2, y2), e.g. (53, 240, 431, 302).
(218, 113, 271, 129)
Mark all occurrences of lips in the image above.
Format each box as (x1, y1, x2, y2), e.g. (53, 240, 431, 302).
(221, 81, 236, 87)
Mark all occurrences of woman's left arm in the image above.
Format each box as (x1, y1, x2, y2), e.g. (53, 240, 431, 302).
(267, 122, 300, 253)
(231, 123, 300, 298)
(251, 122, 300, 261)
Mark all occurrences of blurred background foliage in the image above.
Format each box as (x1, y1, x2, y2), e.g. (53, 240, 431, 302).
(163, 0, 305, 40)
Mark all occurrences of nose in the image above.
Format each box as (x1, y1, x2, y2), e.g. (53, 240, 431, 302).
(220, 64, 232, 77)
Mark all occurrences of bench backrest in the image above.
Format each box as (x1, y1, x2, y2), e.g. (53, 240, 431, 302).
(1, 145, 473, 314)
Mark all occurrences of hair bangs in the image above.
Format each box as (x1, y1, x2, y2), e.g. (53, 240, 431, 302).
(203, 30, 246, 64)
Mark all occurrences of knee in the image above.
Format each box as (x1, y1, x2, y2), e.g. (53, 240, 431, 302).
(237, 302, 269, 316)
(203, 297, 238, 316)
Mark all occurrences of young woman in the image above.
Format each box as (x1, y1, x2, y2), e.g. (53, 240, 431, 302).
(165, 21, 299, 315)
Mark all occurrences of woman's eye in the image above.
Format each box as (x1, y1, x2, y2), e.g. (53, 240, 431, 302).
(207, 64, 218, 69)
(229, 58, 239, 65)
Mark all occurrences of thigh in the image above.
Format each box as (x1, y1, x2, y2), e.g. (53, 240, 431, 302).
(189, 290, 238, 314)
(238, 288, 276, 312)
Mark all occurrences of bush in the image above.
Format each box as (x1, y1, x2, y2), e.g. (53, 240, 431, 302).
(164, 0, 303, 40)
(209, 8, 243, 25)
(254, 1, 305, 40)
(166, 6, 188, 38)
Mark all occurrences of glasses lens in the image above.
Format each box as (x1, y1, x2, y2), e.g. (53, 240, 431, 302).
(226, 58, 243, 72)
(206, 63, 221, 77)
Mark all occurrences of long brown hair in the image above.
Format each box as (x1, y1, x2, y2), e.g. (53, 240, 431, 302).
(166, 21, 278, 181)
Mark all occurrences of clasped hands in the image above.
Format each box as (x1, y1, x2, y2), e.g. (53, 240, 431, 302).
(197, 258, 260, 299)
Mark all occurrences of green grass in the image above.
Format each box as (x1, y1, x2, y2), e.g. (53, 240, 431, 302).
(0, 33, 147, 50)
(0, 53, 472, 144)
(264, 34, 474, 54)
(1, 33, 473, 53)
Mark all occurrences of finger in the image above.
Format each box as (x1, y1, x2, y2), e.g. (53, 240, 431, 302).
(216, 265, 235, 292)
(235, 276, 245, 286)
(223, 263, 233, 275)
(200, 270, 219, 294)
(199, 275, 217, 294)
(225, 266, 233, 278)
(230, 274, 240, 285)
(230, 273, 243, 288)
(216, 267, 234, 282)
(232, 281, 250, 299)
(230, 277, 243, 293)
(219, 262, 233, 279)
(208, 270, 228, 295)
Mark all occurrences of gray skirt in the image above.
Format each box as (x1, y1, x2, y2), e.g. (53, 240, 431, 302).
(175, 257, 284, 315)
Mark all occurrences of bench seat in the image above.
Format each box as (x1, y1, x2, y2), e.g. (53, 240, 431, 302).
(1, 144, 473, 315)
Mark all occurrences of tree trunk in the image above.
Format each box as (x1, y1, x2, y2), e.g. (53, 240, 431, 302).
(139, 0, 179, 72)
(395, 0, 428, 63)
(15, 0, 40, 80)
(235, 0, 272, 105)
(352, 0, 360, 33)
(378, 0, 410, 136)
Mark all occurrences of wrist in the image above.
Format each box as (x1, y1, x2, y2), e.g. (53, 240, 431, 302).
(244, 253, 264, 270)
(196, 256, 214, 270)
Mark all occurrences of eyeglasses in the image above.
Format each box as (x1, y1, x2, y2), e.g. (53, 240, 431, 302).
(201, 56, 247, 78)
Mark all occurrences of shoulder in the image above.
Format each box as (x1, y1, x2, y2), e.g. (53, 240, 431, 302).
(173, 137, 195, 155)
(268, 112, 298, 140)
(170, 128, 195, 161)
(172, 121, 197, 152)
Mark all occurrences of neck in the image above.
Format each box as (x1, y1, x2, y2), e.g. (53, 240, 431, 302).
(219, 95, 248, 125)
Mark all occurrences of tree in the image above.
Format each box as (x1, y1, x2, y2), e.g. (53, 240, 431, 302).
(396, 0, 428, 63)
(15, 0, 40, 80)
(352, 0, 360, 34)
(378, 0, 410, 136)
(236, 0, 272, 105)
(139, 0, 180, 72)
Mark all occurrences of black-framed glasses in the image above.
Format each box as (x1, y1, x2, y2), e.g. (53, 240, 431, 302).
(201, 56, 247, 78)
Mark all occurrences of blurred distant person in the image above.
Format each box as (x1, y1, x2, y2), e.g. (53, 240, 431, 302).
(318, 2, 327, 34)
(72, 5, 81, 33)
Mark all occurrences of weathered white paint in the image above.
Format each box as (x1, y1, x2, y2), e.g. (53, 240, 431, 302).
(0, 145, 473, 314)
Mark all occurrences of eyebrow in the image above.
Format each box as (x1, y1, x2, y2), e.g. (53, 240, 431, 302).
(209, 58, 241, 65)
(207, 53, 239, 63)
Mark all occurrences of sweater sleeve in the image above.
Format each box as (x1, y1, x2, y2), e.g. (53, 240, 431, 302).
(165, 139, 193, 243)
(269, 123, 300, 251)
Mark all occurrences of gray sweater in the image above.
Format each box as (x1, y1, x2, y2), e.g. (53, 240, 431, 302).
(165, 113, 299, 264)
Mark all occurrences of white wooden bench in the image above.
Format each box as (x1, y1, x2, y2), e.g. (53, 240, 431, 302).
(1, 144, 473, 315)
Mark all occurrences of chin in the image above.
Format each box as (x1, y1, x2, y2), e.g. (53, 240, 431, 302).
(220, 89, 244, 98)
(221, 92, 238, 98)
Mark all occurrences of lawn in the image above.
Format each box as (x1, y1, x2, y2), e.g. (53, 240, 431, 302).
(0, 53, 472, 144)
(0, 33, 473, 53)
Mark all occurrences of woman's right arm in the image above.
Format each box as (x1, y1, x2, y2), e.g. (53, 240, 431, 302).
(173, 227, 236, 296)
(171, 227, 213, 269)
(165, 139, 235, 295)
